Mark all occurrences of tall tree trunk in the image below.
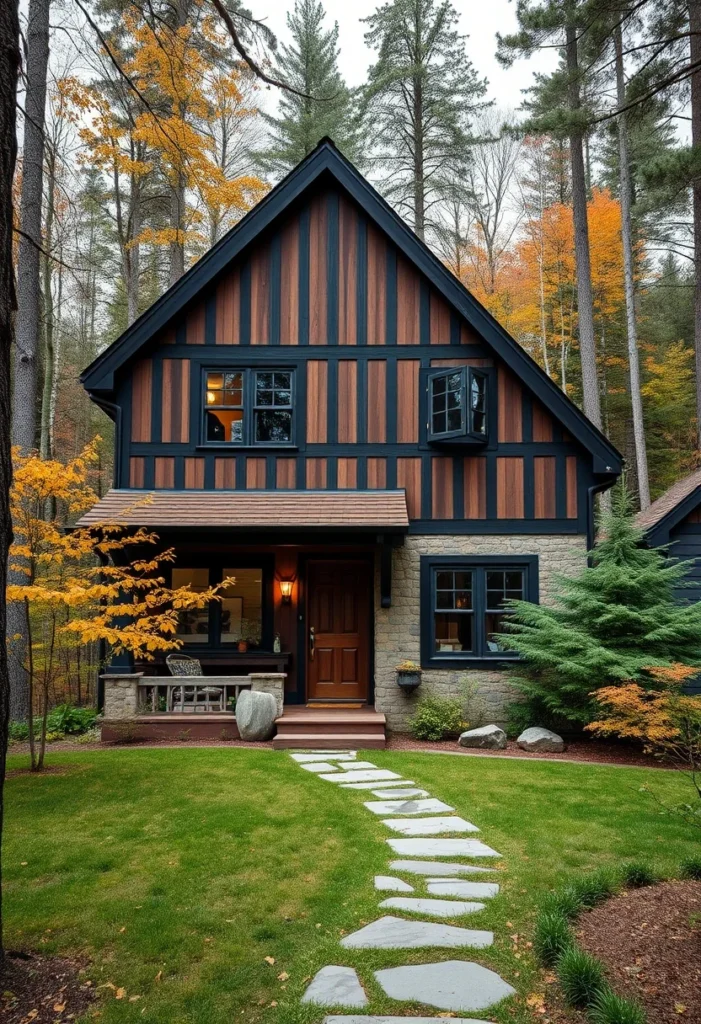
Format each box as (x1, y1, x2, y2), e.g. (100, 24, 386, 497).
(615, 22, 650, 508)
(8, 0, 49, 723)
(565, 19, 602, 429)
(39, 143, 55, 459)
(412, 2, 425, 240)
(169, 0, 189, 284)
(690, 0, 701, 448)
(0, 0, 21, 960)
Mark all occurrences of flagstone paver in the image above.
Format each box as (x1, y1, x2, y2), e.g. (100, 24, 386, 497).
(379, 897, 486, 917)
(387, 838, 501, 858)
(374, 960, 516, 1012)
(301, 966, 368, 1008)
(374, 876, 414, 892)
(340, 915, 493, 949)
(371, 787, 429, 799)
(337, 761, 380, 771)
(339, 779, 416, 790)
(390, 859, 496, 876)
(427, 880, 499, 899)
(322, 1017, 494, 1023)
(364, 798, 454, 816)
(321, 769, 403, 783)
(291, 753, 357, 763)
(300, 762, 343, 773)
(382, 816, 480, 835)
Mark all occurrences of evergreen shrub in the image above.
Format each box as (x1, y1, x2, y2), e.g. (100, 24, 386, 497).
(409, 693, 464, 741)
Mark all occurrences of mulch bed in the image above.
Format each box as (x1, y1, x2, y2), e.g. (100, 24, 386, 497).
(0, 950, 95, 1024)
(575, 880, 701, 1023)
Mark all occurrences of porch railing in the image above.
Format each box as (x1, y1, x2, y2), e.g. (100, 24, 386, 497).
(137, 677, 252, 714)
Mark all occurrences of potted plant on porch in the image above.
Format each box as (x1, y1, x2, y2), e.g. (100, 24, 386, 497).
(396, 660, 422, 693)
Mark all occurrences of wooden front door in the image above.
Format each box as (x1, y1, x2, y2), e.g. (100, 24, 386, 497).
(306, 560, 371, 701)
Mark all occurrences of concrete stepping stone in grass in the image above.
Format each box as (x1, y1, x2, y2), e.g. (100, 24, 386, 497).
(387, 838, 501, 858)
(371, 787, 429, 799)
(301, 966, 368, 1008)
(365, 798, 453, 816)
(336, 761, 380, 771)
(291, 753, 357, 763)
(339, 779, 415, 790)
(374, 960, 515, 1012)
(379, 897, 486, 917)
(321, 769, 403, 783)
(300, 762, 344, 773)
(382, 816, 480, 836)
(340, 915, 493, 950)
(390, 859, 496, 876)
(427, 879, 500, 899)
(322, 1017, 494, 1024)
(374, 875, 414, 892)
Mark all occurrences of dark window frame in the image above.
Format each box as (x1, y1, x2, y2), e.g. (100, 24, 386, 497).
(421, 365, 496, 448)
(420, 554, 538, 669)
(169, 554, 275, 651)
(201, 366, 297, 448)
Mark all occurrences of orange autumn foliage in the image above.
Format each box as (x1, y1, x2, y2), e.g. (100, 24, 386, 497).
(587, 664, 701, 745)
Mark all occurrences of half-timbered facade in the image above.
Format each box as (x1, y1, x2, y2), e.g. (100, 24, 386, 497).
(80, 139, 622, 733)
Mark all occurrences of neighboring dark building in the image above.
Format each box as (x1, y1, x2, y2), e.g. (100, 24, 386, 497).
(79, 139, 622, 741)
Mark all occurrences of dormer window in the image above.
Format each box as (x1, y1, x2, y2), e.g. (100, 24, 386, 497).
(427, 367, 489, 444)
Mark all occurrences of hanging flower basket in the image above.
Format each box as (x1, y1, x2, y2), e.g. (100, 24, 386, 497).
(395, 660, 422, 692)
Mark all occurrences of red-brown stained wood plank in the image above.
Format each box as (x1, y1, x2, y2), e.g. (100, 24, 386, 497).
(534, 456, 557, 518)
(309, 196, 328, 345)
(161, 328, 176, 345)
(214, 458, 236, 489)
(397, 457, 422, 519)
(246, 457, 266, 488)
(161, 359, 190, 443)
(686, 508, 701, 525)
(215, 267, 240, 344)
(430, 358, 493, 367)
(367, 223, 386, 345)
(396, 360, 420, 442)
(131, 359, 152, 442)
(367, 457, 387, 489)
(337, 457, 358, 488)
(186, 303, 205, 344)
(280, 219, 299, 345)
(306, 457, 327, 488)
(337, 360, 358, 443)
(154, 457, 175, 489)
(496, 457, 525, 519)
(430, 292, 452, 345)
(463, 457, 487, 519)
(396, 256, 420, 345)
(460, 322, 480, 345)
(367, 360, 387, 443)
(250, 245, 269, 345)
(276, 458, 297, 489)
(498, 367, 523, 442)
(432, 457, 454, 519)
(566, 456, 578, 519)
(338, 198, 357, 345)
(184, 457, 205, 489)
(306, 361, 328, 443)
(129, 457, 145, 488)
(532, 401, 554, 442)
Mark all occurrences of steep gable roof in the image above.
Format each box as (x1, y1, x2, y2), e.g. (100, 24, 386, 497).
(81, 138, 621, 475)
(636, 468, 701, 544)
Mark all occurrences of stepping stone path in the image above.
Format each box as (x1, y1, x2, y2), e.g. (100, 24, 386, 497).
(291, 750, 516, 1018)
(301, 965, 368, 1007)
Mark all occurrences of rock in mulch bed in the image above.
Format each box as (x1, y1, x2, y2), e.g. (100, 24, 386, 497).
(0, 950, 95, 1024)
(576, 880, 701, 1024)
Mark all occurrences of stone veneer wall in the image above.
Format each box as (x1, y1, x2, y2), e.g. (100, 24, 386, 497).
(374, 534, 588, 732)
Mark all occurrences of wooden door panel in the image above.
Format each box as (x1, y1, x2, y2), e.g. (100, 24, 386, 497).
(307, 560, 370, 701)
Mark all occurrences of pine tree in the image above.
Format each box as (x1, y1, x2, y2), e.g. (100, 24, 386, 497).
(256, 0, 360, 177)
(499, 487, 701, 728)
(362, 0, 487, 240)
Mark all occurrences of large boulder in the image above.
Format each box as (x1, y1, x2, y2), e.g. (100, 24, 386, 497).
(517, 726, 565, 753)
(236, 689, 277, 741)
(458, 724, 507, 750)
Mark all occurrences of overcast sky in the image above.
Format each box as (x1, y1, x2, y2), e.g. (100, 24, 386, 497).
(256, 0, 558, 115)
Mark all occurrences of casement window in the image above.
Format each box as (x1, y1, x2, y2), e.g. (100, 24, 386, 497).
(203, 369, 294, 446)
(427, 367, 489, 444)
(170, 562, 272, 648)
(420, 555, 538, 668)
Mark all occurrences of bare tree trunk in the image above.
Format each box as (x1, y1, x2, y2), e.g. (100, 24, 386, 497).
(566, 19, 602, 429)
(690, 0, 701, 449)
(7, 0, 49, 723)
(169, 175, 185, 285)
(39, 142, 55, 459)
(0, 0, 21, 960)
(412, 2, 425, 240)
(615, 22, 650, 508)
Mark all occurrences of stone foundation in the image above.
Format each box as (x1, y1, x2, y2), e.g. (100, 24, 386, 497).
(102, 673, 143, 720)
(250, 673, 286, 717)
(374, 534, 587, 732)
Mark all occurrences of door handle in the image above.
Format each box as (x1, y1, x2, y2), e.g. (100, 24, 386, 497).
(309, 625, 315, 661)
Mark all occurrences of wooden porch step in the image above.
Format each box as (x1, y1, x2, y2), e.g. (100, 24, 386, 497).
(273, 731, 386, 750)
(273, 706, 386, 750)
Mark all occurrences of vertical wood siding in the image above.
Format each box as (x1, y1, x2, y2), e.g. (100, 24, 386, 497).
(246, 457, 266, 488)
(396, 359, 420, 442)
(129, 457, 145, 487)
(309, 195, 328, 345)
(430, 292, 451, 345)
(566, 456, 578, 518)
(338, 198, 357, 345)
(396, 257, 420, 345)
(496, 457, 525, 518)
(154, 456, 175, 488)
(161, 358, 190, 443)
(337, 457, 358, 488)
(306, 457, 327, 488)
(498, 367, 523, 443)
(215, 458, 236, 489)
(432, 457, 454, 519)
(184, 457, 204, 489)
(306, 360, 328, 443)
(532, 401, 554, 441)
(131, 359, 152, 442)
(276, 457, 297, 488)
(534, 456, 557, 518)
(186, 303, 205, 344)
(367, 360, 387, 442)
(250, 245, 269, 345)
(397, 457, 422, 519)
(464, 457, 487, 519)
(280, 219, 299, 345)
(366, 224, 386, 345)
(367, 457, 387, 489)
(215, 268, 240, 344)
(337, 360, 358, 442)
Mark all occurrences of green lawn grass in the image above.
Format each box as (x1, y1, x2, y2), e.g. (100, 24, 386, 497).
(4, 746, 699, 1023)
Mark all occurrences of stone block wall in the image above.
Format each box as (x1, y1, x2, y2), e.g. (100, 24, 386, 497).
(102, 673, 142, 720)
(250, 673, 285, 716)
(374, 534, 588, 732)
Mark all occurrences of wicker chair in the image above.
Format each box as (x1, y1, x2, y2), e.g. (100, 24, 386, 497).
(165, 654, 225, 712)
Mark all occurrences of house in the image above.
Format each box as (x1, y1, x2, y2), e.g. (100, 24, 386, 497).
(637, 469, 701, 695)
(79, 139, 622, 747)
